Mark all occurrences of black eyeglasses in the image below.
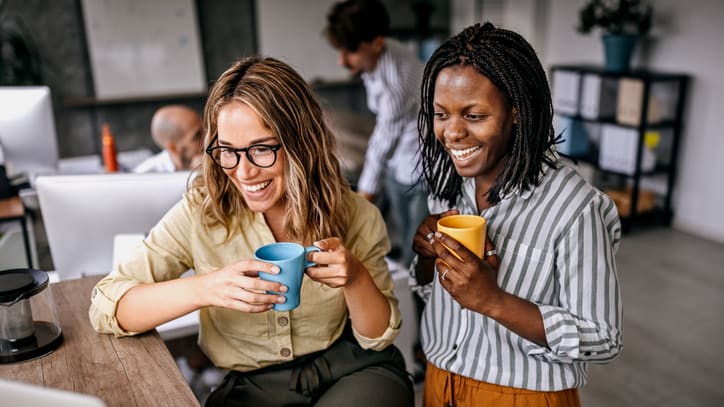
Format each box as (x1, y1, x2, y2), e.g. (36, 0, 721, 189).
(205, 136, 282, 169)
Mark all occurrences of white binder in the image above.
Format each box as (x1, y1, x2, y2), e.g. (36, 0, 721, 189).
(552, 70, 581, 115)
(580, 74, 618, 120)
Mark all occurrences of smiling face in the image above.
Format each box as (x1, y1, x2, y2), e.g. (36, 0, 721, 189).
(216, 101, 286, 216)
(433, 64, 516, 184)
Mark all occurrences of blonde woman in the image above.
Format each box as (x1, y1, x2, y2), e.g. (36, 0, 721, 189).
(90, 56, 413, 406)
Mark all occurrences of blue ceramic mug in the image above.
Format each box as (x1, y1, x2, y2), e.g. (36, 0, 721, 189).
(255, 242, 320, 311)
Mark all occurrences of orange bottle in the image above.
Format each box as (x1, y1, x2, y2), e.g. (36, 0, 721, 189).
(101, 123, 119, 172)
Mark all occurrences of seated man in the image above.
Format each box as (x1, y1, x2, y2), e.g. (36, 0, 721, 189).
(133, 105, 203, 173)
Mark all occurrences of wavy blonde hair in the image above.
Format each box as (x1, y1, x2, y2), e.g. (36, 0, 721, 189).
(192, 56, 350, 243)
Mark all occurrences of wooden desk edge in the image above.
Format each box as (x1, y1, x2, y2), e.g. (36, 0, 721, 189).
(0, 275, 199, 407)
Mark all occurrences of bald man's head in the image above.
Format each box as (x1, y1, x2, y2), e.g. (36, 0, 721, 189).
(150, 105, 203, 170)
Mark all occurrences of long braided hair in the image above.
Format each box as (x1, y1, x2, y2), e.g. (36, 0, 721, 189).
(419, 22, 558, 207)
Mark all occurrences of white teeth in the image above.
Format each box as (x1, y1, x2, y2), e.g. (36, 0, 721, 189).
(242, 180, 271, 192)
(450, 146, 481, 160)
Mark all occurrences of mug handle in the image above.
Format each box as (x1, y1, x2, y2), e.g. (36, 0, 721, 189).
(304, 246, 321, 268)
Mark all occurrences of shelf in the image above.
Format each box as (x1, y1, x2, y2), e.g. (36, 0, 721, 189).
(63, 92, 208, 108)
(555, 113, 679, 130)
(310, 77, 363, 90)
(389, 26, 448, 40)
(619, 206, 673, 233)
(560, 153, 670, 177)
(551, 64, 689, 234)
(550, 64, 688, 81)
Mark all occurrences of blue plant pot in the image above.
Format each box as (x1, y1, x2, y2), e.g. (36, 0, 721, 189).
(602, 34, 638, 72)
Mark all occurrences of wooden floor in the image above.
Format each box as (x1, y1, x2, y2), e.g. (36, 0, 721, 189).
(578, 228, 724, 407)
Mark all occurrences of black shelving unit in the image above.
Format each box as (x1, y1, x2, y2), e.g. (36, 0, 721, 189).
(551, 64, 689, 233)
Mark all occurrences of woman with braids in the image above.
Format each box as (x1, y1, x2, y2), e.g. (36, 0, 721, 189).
(89, 56, 413, 406)
(411, 23, 622, 406)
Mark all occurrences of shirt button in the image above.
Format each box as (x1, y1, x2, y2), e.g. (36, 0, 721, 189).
(280, 347, 291, 357)
(278, 316, 289, 326)
(452, 344, 458, 350)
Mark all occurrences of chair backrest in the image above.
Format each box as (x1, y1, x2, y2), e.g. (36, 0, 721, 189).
(36, 171, 192, 280)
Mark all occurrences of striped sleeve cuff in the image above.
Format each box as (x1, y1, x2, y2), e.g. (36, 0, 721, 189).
(526, 304, 622, 363)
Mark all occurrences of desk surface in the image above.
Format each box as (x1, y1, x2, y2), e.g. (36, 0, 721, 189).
(0, 195, 24, 219)
(0, 275, 199, 407)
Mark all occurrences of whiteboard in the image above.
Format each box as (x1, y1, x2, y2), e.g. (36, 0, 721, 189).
(256, 0, 349, 83)
(81, 0, 206, 100)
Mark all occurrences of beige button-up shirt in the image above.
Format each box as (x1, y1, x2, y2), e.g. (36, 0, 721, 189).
(89, 189, 401, 372)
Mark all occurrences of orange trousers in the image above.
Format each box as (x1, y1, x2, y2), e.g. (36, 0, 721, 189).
(423, 362, 581, 407)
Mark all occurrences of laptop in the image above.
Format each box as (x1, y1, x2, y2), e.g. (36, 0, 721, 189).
(0, 379, 106, 407)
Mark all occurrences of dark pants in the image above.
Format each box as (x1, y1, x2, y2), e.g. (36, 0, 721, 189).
(205, 333, 413, 406)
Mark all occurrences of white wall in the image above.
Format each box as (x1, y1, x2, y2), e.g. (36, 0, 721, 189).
(256, 0, 347, 82)
(262, 0, 724, 243)
(542, 0, 724, 244)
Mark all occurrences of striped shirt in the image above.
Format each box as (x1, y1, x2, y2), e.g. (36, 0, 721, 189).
(411, 163, 623, 391)
(357, 39, 423, 194)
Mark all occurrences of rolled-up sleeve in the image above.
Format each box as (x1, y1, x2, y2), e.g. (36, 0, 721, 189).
(356, 57, 418, 196)
(353, 296, 402, 351)
(88, 198, 194, 337)
(89, 274, 142, 337)
(356, 97, 406, 195)
(527, 196, 623, 363)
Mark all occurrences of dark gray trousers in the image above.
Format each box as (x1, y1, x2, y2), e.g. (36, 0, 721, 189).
(205, 332, 413, 407)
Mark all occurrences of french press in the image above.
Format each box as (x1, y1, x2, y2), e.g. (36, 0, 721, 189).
(0, 268, 63, 363)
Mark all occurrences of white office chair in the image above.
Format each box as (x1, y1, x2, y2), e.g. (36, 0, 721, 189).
(112, 233, 199, 341)
(0, 216, 37, 270)
(0, 226, 28, 269)
(387, 257, 418, 375)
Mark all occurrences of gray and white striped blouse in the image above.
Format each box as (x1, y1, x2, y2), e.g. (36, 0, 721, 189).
(411, 163, 623, 391)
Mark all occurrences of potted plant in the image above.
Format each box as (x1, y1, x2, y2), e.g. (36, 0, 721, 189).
(576, 0, 653, 72)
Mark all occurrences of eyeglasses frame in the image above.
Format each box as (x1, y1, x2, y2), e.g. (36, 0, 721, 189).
(205, 135, 282, 169)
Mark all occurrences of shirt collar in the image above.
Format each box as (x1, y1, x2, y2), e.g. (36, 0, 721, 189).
(361, 42, 391, 83)
(461, 161, 554, 208)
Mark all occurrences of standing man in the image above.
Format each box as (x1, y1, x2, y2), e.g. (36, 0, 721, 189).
(133, 105, 203, 173)
(325, 0, 427, 267)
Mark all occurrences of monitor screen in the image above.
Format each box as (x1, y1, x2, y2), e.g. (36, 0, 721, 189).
(36, 171, 193, 281)
(0, 86, 60, 177)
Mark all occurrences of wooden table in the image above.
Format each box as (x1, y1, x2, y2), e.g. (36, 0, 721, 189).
(0, 195, 32, 267)
(0, 275, 200, 407)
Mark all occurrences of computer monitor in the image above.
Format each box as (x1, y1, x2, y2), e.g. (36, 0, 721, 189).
(0, 86, 60, 177)
(36, 171, 193, 281)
